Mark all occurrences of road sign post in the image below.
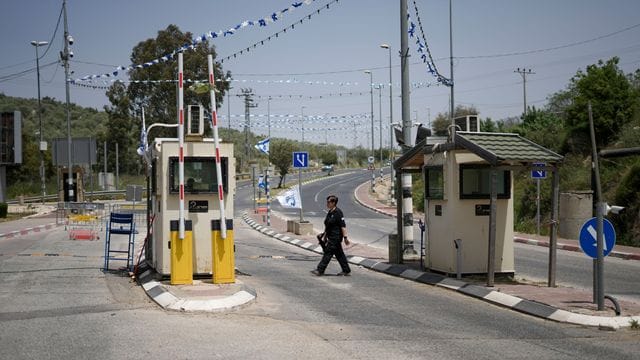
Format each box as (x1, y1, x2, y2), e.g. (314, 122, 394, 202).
(531, 162, 546, 235)
(292, 152, 309, 222)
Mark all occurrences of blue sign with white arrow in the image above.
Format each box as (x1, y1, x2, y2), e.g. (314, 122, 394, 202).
(579, 217, 616, 258)
(531, 162, 546, 179)
(292, 151, 309, 168)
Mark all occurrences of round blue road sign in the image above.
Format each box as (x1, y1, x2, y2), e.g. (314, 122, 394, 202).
(578, 217, 616, 258)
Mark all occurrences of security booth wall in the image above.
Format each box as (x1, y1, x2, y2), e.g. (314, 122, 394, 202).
(424, 151, 514, 275)
(151, 138, 235, 276)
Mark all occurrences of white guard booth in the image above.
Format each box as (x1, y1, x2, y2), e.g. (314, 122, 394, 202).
(393, 128, 563, 278)
(150, 136, 235, 276)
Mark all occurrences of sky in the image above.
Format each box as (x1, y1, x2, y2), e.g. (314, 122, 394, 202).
(2, 0, 640, 148)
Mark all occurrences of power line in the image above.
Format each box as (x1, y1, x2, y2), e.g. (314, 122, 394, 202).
(457, 22, 640, 59)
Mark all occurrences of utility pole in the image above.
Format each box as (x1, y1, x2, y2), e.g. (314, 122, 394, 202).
(61, 0, 74, 202)
(400, 0, 415, 255)
(514, 68, 535, 117)
(237, 88, 257, 168)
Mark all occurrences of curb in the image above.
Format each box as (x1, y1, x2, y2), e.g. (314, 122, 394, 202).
(242, 212, 640, 329)
(136, 263, 257, 313)
(0, 222, 59, 239)
(514, 237, 640, 261)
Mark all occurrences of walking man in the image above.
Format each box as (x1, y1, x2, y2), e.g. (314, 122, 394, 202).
(312, 195, 351, 276)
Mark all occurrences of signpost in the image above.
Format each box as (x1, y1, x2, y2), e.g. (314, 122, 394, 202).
(531, 162, 546, 235)
(292, 151, 308, 221)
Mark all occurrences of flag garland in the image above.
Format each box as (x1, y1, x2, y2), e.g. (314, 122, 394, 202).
(72, 0, 340, 84)
(409, 1, 452, 87)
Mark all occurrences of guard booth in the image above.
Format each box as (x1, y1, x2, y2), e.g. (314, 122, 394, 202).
(148, 120, 235, 278)
(394, 129, 563, 281)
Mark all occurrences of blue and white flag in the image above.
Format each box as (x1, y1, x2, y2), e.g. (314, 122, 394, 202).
(255, 138, 269, 155)
(276, 186, 301, 209)
(136, 108, 147, 156)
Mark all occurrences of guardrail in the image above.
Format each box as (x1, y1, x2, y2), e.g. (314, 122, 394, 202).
(5, 189, 130, 205)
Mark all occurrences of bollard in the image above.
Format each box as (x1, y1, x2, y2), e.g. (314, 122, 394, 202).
(454, 238, 462, 279)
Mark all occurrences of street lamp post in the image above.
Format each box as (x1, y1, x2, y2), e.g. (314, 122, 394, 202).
(364, 70, 375, 193)
(300, 106, 305, 143)
(380, 43, 395, 205)
(31, 40, 48, 204)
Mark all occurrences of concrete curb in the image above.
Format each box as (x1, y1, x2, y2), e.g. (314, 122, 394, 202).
(0, 222, 59, 239)
(136, 263, 257, 313)
(242, 212, 640, 329)
(513, 236, 640, 261)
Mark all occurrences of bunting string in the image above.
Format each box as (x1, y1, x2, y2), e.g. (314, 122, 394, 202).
(219, 0, 340, 64)
(409, 1, 451, 87)
(72, 0, 321, 83)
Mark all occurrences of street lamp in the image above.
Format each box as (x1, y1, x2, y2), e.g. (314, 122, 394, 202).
(380, 43, 395, 205)
(364, 70, 375, 193)
(31, 40, 48, 204)
(300, 106, 306, 143)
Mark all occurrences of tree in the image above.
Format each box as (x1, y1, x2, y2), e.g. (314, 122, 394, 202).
(105, 25, 231, 170)
(562, 57, 639, 154)
(270, 139, 296, 188)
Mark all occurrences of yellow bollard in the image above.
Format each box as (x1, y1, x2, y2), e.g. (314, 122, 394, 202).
(170, 220, 193, 285)
(211, 219, 235, 284)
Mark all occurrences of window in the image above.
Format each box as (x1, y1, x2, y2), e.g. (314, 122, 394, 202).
(459, 165, 510, 199)
(424, 166, 444, 200)
(169, 156, 228, 194)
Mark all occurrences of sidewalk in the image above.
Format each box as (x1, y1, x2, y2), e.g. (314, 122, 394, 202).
(242, 180, 640, 330)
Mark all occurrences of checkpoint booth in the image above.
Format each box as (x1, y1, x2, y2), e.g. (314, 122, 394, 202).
(148, 135, 235, 281)
(393, 130, 563, 282)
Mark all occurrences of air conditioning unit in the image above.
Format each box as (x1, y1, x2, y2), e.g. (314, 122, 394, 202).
(454, 115, 480, 132)
(187, 105, 204, 136)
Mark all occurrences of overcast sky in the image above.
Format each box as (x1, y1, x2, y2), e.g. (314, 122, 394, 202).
(2, 0, 640, 148)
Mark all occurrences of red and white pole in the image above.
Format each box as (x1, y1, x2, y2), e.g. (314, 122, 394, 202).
(178, 52, 185, 239)
(207, 55, 227, 238)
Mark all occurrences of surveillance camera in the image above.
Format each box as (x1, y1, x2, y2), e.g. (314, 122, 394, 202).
(68, 50, 74, 58)
(605, 203, 625, 214)
(67, 35, 74, 45)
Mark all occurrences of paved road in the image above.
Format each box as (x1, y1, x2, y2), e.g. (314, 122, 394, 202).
(0, 173, 638, 359)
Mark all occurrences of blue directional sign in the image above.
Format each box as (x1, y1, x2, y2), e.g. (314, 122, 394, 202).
(292, 151, 309, 168)
(531, 162, 546, 179)
(579, 217, 616, 258)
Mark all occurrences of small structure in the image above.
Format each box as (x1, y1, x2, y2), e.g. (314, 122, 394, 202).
(394, 130, 563, 285)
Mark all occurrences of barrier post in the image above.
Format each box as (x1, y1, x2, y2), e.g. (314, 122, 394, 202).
(212, 219, 235, 284)
(170, 220, 193, 285)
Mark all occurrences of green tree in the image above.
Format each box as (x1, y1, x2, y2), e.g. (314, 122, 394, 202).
(562, 57, 639, 154)
(270, 138, 296, 188)
(105, 24, 231, 172)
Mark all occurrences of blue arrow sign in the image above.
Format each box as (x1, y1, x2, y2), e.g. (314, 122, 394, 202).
(579, 217, 616, 258)
(531, 162, 546, 179)
(292, 151, 309, 168)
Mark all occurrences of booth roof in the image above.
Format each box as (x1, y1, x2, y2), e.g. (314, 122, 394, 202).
(393, 131, 564, 170)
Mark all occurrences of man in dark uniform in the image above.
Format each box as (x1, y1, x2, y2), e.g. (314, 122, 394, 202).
(311, 195, 351, 276)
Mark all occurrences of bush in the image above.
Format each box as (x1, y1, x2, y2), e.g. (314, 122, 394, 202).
(0, 203, 7, 218)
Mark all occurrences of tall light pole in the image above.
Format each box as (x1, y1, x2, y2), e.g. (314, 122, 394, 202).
(31, 40, 48, 203)
(62, 0, 74, 202)
(380, 43, 395, 205)
(400, 0, 415, 255)
(364, 70, 375, 193)
(300, 106, 305, 143)
(377, 84, 383, 178)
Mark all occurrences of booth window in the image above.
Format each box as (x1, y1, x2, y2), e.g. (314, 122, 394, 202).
(424, 166, 444, 199)
(459, 165, 510, 199)
(169, 156, 228, 194)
